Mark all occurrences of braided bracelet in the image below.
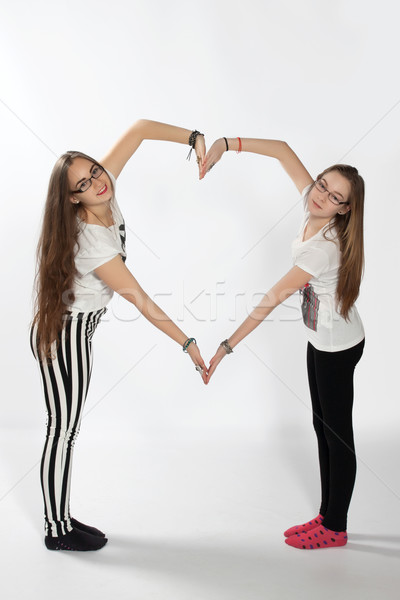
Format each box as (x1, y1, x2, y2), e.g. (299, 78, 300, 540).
(183, 337, 197, 352)
(187, 130, 204, 161)
(220, 339, 233, 354)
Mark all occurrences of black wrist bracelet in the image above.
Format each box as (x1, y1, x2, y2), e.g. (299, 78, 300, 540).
(223, 137, 229, 152)
(187, 130, 204, 161)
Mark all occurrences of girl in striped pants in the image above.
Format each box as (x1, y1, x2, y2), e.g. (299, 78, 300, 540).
(31, 121, 208, 551)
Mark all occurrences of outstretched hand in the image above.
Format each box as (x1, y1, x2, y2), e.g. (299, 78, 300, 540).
(194, 134, 207, 179)
(187, 342, 209, 384)
(205, 345, 226, 384)
(200, 138, 226, 180)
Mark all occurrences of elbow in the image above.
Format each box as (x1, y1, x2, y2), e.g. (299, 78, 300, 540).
(128, 119, 147, 141)
(133, 118, 152, 135)
(134, 118, 148, 128)
(280, 141, 291, 154)
(278, 141, 295, 163)
(120, 286, 149, 313)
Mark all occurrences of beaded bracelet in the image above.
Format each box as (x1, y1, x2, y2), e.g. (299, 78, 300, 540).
(220, 339, 233, 354)
(183, 337, 197, 352)
(187, 130, 204, 161)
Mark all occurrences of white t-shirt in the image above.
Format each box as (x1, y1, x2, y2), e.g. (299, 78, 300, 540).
(291, 184, 364, 352)
(68, 171, 127, 312)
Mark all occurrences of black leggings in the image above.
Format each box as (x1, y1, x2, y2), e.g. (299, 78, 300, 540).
(307, 339, 365, 531)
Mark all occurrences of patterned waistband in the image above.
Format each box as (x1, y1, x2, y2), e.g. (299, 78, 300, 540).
(63, 307, 108, 321)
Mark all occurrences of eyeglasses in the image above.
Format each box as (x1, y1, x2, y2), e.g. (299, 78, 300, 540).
(314, 179, 349, 206)
(73, 165, 104, 193)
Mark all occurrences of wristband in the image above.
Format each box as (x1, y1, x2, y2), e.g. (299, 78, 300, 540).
(223, 137, 229, 152)
(237, 137, 242, 153)
(183, 337, 196, 352)
(187, 130, 204, 161)
(220, 339, 233, 354)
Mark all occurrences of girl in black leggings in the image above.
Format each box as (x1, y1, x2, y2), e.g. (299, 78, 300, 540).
(202, 136, 365, 550)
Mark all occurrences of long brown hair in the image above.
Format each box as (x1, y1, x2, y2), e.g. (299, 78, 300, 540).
(32, 151, 103, 361)
(313, 164, 365, 320)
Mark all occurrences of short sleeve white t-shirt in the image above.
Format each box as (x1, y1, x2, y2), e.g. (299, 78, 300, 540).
(68, 171, 127, 312)
(291, 184, 364, 352)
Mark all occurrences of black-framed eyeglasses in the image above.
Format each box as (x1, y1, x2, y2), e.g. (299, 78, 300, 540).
(314, 179, 349, 206)
(73, 165, 104, 193)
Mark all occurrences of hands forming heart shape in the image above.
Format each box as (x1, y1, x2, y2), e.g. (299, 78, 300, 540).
(190, 135, 232, 181)
(184, 336, 229, 386)
(181, 135, 242, 385)
(199, 137, 228, 181)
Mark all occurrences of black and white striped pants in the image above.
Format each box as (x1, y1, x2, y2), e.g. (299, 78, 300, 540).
(30, 308, 107, 537)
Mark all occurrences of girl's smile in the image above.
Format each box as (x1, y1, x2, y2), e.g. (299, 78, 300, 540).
(97, 184, 108, 196)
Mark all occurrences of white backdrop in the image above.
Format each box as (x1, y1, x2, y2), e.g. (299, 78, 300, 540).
(1, 0, 399, 518)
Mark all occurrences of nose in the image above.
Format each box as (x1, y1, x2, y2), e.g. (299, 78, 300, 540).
(316, 189, 327, 203)
(93, 177, 104, 192)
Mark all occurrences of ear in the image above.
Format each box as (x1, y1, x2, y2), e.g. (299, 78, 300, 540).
(338, 205, 351, 215)
(70, 195, 80, 205)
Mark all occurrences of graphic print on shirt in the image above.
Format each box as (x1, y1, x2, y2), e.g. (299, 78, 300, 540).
(300, 283, 320, 332)
(119, 222, 126, 262)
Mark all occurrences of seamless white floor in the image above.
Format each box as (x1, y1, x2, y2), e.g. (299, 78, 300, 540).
(1, 428, 399, 600)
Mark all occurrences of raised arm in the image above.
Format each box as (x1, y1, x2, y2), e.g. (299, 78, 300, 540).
(94, 255, 208, 383)
(206, 265, 313, 383)
(100, 119, 205, 179)
(201, 137, 313, 193)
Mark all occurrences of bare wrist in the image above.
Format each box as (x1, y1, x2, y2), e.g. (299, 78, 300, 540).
(226, 138, 241, 152)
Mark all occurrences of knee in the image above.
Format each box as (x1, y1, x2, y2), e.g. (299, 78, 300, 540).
(312, 414, 325, 437)
(323, 423, 354, 453)
(46, 425, 80, 444)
